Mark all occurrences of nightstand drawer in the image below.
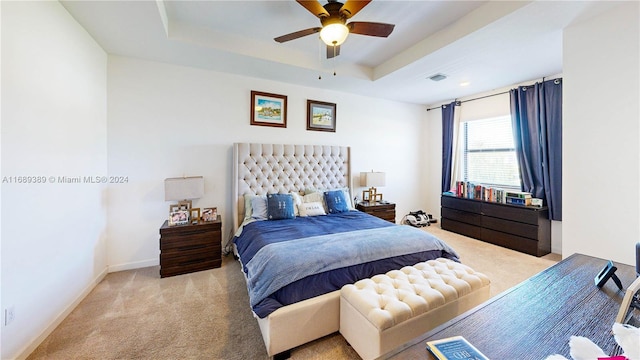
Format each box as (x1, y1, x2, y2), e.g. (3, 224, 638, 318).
(159, 217, 222, 278)
(160, 231, 219, 251)
(160, 258, 221, 278)
(356, 202, 396, 223)
(160, 245, 221, 277)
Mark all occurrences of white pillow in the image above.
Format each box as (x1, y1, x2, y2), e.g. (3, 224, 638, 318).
(299, 202, 327, 217)
(290, 192, 303, 216)
(303, 191, 324, 203)
(251, 196, 268, 220)
(243, 194, 267, 221)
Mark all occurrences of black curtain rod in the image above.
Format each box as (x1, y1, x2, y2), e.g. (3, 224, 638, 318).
(426, 90, 509, 111)
(426, 77, 562, 111)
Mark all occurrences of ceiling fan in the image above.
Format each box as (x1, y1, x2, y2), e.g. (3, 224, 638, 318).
(274, 0, 395, 59)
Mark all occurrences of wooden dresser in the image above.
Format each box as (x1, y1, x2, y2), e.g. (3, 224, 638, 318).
(356, 201, 396, 223)
(441, 195, 550, 256)
(159, 216, 221, 277)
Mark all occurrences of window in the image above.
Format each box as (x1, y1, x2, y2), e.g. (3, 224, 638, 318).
(459, 116, 521, 189)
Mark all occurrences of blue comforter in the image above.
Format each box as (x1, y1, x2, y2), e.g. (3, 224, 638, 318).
(234, 211, 459, 318)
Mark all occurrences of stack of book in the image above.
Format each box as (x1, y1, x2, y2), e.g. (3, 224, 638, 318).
(451, 181, 533, 207)
(505, 191, 532, 206)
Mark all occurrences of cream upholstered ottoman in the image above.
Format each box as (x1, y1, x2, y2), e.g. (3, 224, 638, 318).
(339, 258, 490, 360)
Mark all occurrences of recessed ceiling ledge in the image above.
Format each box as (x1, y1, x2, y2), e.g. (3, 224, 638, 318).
(372, 0, 532, 81)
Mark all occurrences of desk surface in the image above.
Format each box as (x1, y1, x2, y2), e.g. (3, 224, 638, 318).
(388, 253, 637, 359)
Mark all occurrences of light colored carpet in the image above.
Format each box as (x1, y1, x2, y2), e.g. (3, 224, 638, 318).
(26, 226, 560, 360)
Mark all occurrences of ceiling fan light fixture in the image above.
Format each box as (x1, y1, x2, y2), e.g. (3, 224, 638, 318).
(320, 23, 349, 46)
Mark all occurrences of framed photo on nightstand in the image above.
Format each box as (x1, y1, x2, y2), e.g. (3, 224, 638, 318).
(190, 208, 201, 224)
(202, 207, 217, 222)
(169, 210, 189, 226)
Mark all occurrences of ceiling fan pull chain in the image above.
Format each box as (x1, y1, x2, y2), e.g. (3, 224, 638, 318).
(333, 43, 338, 76)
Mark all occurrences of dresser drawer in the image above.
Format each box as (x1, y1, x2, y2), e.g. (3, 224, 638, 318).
(441, 207, 481, 226)
(482, 202, 544, 225)
(159, 217, 222, 278)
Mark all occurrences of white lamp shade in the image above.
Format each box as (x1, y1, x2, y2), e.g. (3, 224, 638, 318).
(164, 176, 204, 201)
(360, 172, 386, 187)
(320, 23, 349, 46)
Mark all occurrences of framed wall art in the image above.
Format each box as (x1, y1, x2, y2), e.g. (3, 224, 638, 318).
(251, 91, 287, 128)
(307, 100, 336, 132)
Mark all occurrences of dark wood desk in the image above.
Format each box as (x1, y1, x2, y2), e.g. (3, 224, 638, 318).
(389, 254, 637, 359)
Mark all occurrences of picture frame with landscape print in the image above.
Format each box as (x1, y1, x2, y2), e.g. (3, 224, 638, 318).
(251, 91, 287, 128)
(307, 100, 336, 132)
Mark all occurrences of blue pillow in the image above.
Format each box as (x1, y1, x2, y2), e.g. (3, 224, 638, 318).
(324, 190, 349, 214)
(267, 194, 295, 220)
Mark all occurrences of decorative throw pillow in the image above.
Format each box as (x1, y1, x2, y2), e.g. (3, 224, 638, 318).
(305, 187, 354, 210)
(251, 195, 268, 220)
(290, 192, 303, 216)
(267, 193, 295, 220)
(324, 189, 350, 213)
(303, 191, 324, 204)
(340, 187, 354, 210)
(243, 194, 254, 221)
(299, 202, 326, 217)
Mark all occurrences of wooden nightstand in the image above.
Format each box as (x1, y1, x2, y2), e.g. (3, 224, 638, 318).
(356, 201, 396, 223)
(159, 216, 222, 278)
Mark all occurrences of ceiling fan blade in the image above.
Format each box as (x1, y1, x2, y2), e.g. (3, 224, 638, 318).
(348, 21, 395, 37)
(326, 45, 341, 59)
(339, 0, 371, 19)
(296, 0, 329, 18)
(274, 27, 322, 43)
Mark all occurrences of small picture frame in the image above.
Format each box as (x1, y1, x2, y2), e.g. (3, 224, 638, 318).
(169, 210, 189, 226)
(307, 100, 336, 132)
(190, 208, 201, 224)
(362, 190, 370, 202)
(202, 207, 217, 222)
(251, 91, 287, 128)
(169, 200, 191, 214)
(178, 200, 192, 210)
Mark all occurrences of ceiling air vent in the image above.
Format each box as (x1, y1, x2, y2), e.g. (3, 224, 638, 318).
(428, 73, 447, 81)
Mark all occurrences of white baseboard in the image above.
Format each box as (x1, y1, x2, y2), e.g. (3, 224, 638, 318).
(16, 267, 109, 360)
(107, 258, 157, 273)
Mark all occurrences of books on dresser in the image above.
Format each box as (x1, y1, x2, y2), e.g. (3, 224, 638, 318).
(426, 336, 490, 360)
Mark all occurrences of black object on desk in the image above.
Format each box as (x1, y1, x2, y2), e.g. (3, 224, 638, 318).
(595, 260, 623, 290)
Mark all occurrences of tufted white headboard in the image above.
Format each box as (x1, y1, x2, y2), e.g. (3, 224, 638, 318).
(232, 143, 351, 230)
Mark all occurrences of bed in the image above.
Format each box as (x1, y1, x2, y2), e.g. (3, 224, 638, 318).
(231, 143, 459, 359)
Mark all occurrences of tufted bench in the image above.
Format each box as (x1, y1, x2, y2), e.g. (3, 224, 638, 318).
(339, 258, 490, 360)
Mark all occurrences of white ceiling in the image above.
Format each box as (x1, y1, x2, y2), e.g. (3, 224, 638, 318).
(60, 0, 616, 105)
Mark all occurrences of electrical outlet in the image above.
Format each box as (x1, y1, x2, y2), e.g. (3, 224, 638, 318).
(4, 306, 15, 326)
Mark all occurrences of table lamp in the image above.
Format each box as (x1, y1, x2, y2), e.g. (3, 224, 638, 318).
(361, 171, 385, 203)
(165, 176, 204, 223)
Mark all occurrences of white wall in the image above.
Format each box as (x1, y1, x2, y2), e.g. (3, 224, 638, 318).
(1, 1, 108, 359)
(563, 1, 639, 266)
(106, 56, 426, 271)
